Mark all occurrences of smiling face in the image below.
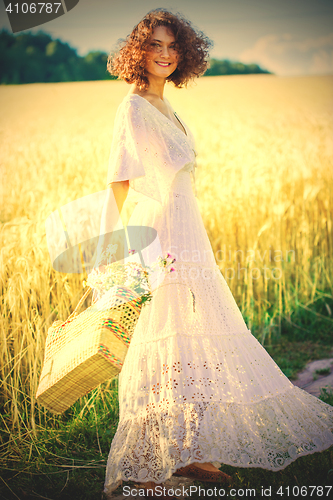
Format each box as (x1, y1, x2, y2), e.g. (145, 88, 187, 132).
(145, 25, 179, 81)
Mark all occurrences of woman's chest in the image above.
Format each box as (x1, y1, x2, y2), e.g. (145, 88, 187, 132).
(142, 97, 187, 137)
(144, 112, 196, 159)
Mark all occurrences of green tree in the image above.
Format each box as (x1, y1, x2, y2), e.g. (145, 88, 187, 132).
(205, 58, 272, 76)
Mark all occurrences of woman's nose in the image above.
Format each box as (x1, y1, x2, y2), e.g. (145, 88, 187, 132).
(161, 46, 171, 57)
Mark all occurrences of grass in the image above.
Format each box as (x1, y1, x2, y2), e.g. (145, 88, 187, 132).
(320, 387, 333, 406)
(315, 368, 331, 376)
(265, 337, 333, 380)
(1, 381, 120, 499)
(1, 74, 333, 498)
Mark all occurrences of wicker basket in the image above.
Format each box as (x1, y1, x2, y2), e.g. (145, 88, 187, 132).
(36, 285, 142, 414)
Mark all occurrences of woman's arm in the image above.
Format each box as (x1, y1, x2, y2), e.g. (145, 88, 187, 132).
(111, 179, 129, 211)
(92, 180, 129, 270)
(102, 180, 129, 234)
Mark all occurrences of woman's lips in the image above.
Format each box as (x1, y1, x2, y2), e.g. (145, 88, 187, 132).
(156, 62, 171, 67)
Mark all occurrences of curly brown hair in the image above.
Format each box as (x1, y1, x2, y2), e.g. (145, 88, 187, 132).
(107, 8, 213, 90)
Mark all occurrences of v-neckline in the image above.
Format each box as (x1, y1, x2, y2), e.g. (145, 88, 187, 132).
(127, 93, 188, 138)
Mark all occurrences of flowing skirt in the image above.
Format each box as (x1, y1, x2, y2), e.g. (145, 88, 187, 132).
(104, 170, 333, 495)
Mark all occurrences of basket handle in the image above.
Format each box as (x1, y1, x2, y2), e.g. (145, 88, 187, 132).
(63, 286, 93, 325)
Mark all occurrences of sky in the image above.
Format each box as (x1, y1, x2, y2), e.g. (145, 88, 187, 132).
(0, 0, 333, 76)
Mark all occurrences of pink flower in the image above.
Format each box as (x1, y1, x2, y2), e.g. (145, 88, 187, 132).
(166, 253, 172, 258)
(170, 267, 175, 272)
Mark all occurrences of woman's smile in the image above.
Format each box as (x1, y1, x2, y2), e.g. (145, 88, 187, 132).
(155, 62, 171, 67)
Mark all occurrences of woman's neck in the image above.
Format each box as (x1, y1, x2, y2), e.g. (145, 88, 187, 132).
(131, 76, 166, 100)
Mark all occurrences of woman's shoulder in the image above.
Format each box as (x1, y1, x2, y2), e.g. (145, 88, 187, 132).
(120, 92, 166, 115)
(117, 93, 169, 135)
(123, 92, 157, 104)
(127, 92, 174, 116)
(119, 93, 148, 110)
(113, 94, 148, 132)
(116, 93, 152, 122)
(117, 93, 139, 113)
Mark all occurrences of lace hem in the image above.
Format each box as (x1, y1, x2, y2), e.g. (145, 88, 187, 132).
(104, 385, 333, 494)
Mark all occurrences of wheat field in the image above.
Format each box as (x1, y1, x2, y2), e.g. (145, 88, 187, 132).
(1, 74, 333, 452)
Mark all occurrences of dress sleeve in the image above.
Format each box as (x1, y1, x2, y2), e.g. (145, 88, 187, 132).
(106, 102, 147, 186)
(106, 96, 197, 204)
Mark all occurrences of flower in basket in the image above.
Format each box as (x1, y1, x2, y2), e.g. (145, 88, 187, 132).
(85, 248, 176, 307)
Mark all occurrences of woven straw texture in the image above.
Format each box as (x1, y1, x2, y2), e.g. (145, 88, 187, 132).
(36, 286, 142, 414)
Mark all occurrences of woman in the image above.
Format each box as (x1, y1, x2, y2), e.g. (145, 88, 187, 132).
(98, 8, 333, 498)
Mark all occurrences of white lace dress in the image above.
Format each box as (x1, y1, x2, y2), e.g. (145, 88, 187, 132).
(104, 94, 333, 496)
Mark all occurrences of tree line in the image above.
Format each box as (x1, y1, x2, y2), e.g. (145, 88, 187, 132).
(0, 29, 272, 85)
(205, 58, 271, 76)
